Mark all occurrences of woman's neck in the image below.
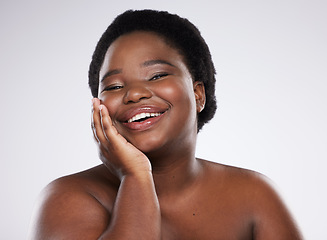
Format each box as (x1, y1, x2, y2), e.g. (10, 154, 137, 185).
(151, 148, 202, 197)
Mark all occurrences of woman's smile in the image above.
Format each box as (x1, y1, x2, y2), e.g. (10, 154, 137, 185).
(119, 105, 169, 131)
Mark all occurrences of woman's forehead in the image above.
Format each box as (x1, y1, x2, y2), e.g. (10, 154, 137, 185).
(108, 31, 174, 53)
(102, 31, 187, 69)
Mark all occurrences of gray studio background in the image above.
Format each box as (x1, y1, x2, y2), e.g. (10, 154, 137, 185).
(1, 0, 326, 239)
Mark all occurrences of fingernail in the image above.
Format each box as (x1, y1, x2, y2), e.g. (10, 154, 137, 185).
(98, 105, 103, 111)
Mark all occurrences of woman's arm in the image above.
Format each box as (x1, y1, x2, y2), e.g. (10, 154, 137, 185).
(29, 99, 161, 239)
(92, 99, 161, 239)
(100, 172, 161, 239)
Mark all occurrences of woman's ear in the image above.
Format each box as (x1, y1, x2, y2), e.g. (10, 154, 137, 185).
(193, 81, 206, 113)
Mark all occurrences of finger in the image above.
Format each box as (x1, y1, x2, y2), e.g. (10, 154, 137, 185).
(99, 104, 119, 143)
(91, 125, 100, 143)
(93, 100, 129, 152)
(91, 100, 100, 143)
(98, 104, 130, 151)
(92, 99, 109, 145)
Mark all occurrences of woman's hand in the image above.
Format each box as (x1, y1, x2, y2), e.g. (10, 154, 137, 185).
(91, 98, 151, 179)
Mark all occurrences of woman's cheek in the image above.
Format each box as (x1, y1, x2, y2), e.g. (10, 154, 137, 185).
(162, 79, 198, 120)
(155, 79, 189, 103)
(101, 94, 121, 116)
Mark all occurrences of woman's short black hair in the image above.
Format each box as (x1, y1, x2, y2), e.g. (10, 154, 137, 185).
(89, 9, 217, 131)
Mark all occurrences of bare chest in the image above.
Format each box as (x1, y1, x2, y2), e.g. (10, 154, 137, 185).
(158, 192, 254, 240)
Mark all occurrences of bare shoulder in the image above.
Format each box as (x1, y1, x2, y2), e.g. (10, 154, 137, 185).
(29, 164, 118, 240)
(199, 159, 303, 240)
(199, 158, 270, 190)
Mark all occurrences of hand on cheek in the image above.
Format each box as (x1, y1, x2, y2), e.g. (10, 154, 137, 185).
(91, 98, 152, 179)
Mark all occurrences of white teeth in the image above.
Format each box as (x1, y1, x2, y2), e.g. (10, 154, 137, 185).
(128, 112, 161, 123)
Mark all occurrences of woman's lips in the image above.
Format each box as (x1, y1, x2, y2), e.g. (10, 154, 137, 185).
(119, 106, 168, 131)
(127, 112, 162, 123)
(122, 113, 165, 130)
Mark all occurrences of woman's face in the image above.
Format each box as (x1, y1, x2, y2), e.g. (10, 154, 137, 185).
(98, 31, 204, 155)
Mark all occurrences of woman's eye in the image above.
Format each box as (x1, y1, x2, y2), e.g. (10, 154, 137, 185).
(103, 85, 123, 92)
(149, 73, 169, 81)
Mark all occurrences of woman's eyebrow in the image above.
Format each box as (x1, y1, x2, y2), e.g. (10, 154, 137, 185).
(100, 60, 175, 82)
(100, 69, 122, 82)
(142, 59, 177, 68)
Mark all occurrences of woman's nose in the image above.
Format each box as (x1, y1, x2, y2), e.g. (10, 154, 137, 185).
(123, 84, 153, 104)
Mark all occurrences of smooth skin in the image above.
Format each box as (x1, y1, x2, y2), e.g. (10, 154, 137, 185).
(29, 32, 303, 239)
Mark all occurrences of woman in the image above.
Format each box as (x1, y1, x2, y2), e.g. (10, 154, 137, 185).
(29, 10, 302, 239)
